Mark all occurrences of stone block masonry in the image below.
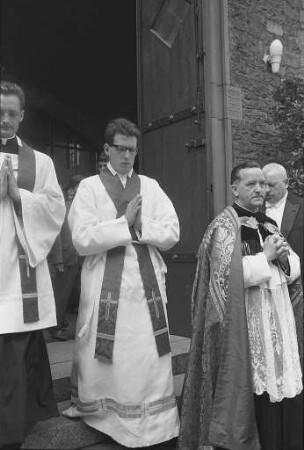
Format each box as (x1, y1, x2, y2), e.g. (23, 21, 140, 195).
(227, 0, 304, 166)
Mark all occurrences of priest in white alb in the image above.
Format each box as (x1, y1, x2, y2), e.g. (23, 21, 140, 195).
(63, 117, 180, 448)
(0, 81, 66, 448)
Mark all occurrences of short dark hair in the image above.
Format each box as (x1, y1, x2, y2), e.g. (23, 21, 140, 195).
(104, 118, 140, 145)
(0, 81, 25, 109)
(230, 161, 261, 184)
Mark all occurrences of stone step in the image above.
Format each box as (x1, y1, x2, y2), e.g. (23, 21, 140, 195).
(22, 398, 182, 449)
(21, 336, 190, 449)
(22, 401, 107, 449)
(80, 436, 178, 450)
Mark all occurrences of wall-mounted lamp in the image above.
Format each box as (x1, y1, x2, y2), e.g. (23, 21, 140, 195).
(263, 39, 283, 73)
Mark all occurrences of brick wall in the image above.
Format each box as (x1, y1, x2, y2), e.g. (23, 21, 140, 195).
(228, 0, 304, 165)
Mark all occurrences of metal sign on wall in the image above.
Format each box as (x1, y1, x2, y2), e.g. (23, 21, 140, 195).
(225, 85, 243, 121)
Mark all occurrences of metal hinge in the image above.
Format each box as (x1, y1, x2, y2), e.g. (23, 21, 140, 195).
(143, 104, 204, 133)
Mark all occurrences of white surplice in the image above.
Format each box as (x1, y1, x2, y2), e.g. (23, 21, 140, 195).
(243, 249, 303, 402)
(66, 174, 180, 448)
(0, 141, 66, 333)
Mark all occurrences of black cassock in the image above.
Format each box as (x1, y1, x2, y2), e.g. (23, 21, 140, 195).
(0, 331, 58, 446)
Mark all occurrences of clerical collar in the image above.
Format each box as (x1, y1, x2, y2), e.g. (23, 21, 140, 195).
(233, 202, 259, 215)
(1, 135, 16, 144)
(0, 135, 19, 154)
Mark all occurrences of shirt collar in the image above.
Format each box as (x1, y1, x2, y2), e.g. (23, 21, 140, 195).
(107, 162, 133, 178)
(265, 192, 288, 209)
(16, 136, 22, 147)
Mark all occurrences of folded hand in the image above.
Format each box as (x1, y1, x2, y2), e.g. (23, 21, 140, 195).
(273, 234, 290, 264)
(125, 194, 142, 227)
(6, 155, 21, 203)
(0, 159, 8, 200)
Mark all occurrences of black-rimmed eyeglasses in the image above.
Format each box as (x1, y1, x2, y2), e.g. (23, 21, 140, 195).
(110, 144, 138, 155)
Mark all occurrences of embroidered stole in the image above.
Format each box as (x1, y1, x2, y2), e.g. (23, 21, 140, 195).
(95, 168, 171, 362)
(17, 143, 39, 323)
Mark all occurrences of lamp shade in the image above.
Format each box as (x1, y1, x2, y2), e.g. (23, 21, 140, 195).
(269, 39, 283, 73)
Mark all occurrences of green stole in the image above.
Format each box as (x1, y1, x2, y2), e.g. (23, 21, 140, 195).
(17, 142, 39, 323)
(95, 167, 171, 362)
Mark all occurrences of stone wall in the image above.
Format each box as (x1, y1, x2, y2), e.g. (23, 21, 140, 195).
(228, 0, 304, 165)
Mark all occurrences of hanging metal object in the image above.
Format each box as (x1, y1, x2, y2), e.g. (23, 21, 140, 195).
(184, 137, 205, 151)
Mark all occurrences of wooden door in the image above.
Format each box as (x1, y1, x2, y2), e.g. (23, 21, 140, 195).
(137, 0, 210, 336)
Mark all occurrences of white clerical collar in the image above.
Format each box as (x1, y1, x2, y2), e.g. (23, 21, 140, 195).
(107, 162, 133, 178)
(0, 135, 22, 146)
(234, 201, 259, 214)
(265, 192, 288, 209)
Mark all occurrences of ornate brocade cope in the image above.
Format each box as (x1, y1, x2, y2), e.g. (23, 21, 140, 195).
(95, 168, 171, 362)
(179, 206, 261, 450)
(17, 143, 39, 323)
(179, 205, 303, 450)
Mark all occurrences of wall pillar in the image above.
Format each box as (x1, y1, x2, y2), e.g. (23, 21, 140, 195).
(202, 0, 232, 215)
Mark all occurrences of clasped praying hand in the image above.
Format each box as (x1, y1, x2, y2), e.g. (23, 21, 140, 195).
(125, 193, 142, 230)
(0, 155, 21, 203)
(263, 233, 290, 265)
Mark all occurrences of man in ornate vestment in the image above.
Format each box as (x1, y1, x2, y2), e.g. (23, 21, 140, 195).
(178, 162, 303, 450)
(0, 81, 66, 447)
(63, 118, 180, 447)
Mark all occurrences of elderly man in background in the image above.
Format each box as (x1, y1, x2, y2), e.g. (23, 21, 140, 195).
(263, 163, 303, 280)
(263, 162, 304, 450)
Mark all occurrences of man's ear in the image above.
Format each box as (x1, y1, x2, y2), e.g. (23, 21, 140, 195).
(231, 183, 239, 198)
(20, 110, 25, 123)
(285, 178, 289, 188)
(104, 143, 109, 156)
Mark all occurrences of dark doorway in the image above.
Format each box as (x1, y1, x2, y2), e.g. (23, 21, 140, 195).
(1, 0, 138, 169)
(1, 0, 139, 341)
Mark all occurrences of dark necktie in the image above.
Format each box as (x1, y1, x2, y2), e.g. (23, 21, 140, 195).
(0, 137, 19, 154)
